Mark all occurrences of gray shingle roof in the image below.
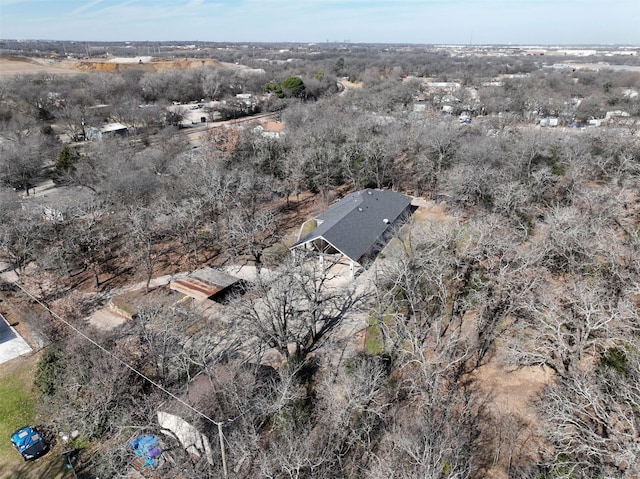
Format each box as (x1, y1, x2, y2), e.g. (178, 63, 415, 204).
(292, 189, 412, 262)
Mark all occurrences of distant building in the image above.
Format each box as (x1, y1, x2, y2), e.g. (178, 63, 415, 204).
(540, 117, 559, 127)
(556, 49, 597, 57)
(253, 121, 286, 138)
(86, 122, 128, 141)
(605, 110, 630, 120)
(424, 81, 461, 93)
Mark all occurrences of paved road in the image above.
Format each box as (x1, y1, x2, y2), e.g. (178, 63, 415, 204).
(173, 111, 280, 147)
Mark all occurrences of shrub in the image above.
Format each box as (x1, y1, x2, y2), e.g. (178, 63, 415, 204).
(34, 346, 65, 396)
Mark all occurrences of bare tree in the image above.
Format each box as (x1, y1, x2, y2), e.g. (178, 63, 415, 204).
(0, 210, 44, 276)
(507, 276, 635, 377)
(237, 255, 365, 364)
(225, 206, 281, 272)
(126, 205, 169, 291)
(311, 354, 391, 476)
(61, 204, 116, 288)
(0, 114, 57, 193)
(537, 348, 640, 478)
(57, 103, 92, 141)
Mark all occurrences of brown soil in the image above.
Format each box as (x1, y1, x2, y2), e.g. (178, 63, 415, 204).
(411, 196, 456, 225)
(278, 191, 327, 245)
(0, 56, 80, 77)
(0, 55, 241, 77)
(406, 198, 555, 478)
(74, 57, 226, 73)
(473, 357, 553, 478)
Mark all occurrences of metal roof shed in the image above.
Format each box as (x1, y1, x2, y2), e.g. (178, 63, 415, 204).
(170, 268, 240, 301)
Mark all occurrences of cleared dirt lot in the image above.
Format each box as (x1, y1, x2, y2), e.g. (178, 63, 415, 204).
(0, 56, 80, 77)
(0, 54, 250, 77)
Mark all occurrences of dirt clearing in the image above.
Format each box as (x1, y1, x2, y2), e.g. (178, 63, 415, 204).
(0, 54, 252, 77)
(0, 55, 80, 77)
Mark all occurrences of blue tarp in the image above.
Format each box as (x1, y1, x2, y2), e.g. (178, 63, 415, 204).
(130, 435, 162, 467)
(10, 426, 49, 461)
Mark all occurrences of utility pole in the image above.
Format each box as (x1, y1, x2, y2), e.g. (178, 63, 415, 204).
(217, 422, 228, 478)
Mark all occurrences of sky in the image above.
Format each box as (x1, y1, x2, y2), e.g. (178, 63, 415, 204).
(0, 0, 639, 45)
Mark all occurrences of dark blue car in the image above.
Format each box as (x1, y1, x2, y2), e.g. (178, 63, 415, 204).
(10, 426, 49, 461)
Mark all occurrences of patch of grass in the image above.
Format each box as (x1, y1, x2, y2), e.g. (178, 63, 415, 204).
(111, 287, 178, 319)
(0, 353, 80, 479)
(364, 314, 395, 356)
(598, 347, 629, 376)
(0, 355, 73, 478)
(110, 293, 140, 318)
(299, 219, 318, 238)
(364, 307, 396, 356)
(0, 358, 37, 461)
(263, 243, 291, 264)
(364, 322, 383, 355)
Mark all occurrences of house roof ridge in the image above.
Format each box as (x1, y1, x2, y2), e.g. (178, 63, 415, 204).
(292, 188, 412, 262)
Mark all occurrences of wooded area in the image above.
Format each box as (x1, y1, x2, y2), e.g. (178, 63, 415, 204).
(1, 42, 639, 478)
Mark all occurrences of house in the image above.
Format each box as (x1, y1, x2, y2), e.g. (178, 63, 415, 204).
(605, 110, 630, 120)
(253, 120, 285, 138)
(424, 81, 461, 93)
(540, 117, 559, 127)
(291, 189, 413, 277)
(85, 122, 128, 141)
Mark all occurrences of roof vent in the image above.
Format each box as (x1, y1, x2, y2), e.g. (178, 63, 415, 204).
(367, 191, 372, 194)
(383, 218, 390, 224)
(358, 207, 363, 212)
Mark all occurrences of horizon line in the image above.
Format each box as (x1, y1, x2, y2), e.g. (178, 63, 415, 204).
(2, 39, 640, 48)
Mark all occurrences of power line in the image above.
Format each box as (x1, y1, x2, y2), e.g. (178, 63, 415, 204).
(12, 280, 225, 428)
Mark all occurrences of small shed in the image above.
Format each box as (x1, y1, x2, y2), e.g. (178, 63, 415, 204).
(86, 122, 128, 141)
(170, 268, 241, 301)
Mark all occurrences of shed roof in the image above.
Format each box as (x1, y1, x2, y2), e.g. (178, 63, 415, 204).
(170, 267, 240, 301)
(100, 122, 128, 133)
(292, 189, 412, 262)
(259, 121, 285, 132)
